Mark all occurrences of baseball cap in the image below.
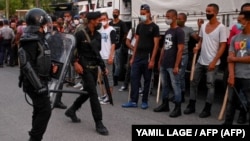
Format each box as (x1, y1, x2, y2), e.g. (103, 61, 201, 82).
(74, 15, 79, 19)
(141, 4, 150, 11)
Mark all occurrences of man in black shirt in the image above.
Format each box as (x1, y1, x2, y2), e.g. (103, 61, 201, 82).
(122, 4, 160, 109)
(64, 11, 109, 135)
(153, 9, 185, 118)
(109, 9, 128, 86)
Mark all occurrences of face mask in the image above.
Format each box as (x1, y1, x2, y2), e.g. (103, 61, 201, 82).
(236, 23, 243, 30)
(177, 20, 184, 26)
(74, 20, 79, 25)
(206, 14, 214, 20)
(101, 21, 108, 26)
(43, 25, 48, 33)
(79, 19, 83, 24)
(113, 14, 118, 19)
(139, 15, 147, 22)
(165, 19, 173, 25)
(95, 23, 102, 30)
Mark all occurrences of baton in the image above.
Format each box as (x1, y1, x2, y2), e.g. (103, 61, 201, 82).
(156, 72, 161, 104)
(49, 89, 88, 95)
(190, 52, 197, 81)
(232, 87, 248, 112)
(218, 86, 228, 120)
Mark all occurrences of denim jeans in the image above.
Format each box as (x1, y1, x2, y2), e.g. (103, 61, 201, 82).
(189, 62, 218, 104)
(130, 57, 152, 103)
(180, 54, 189, 92)
(161, 67, 182, 103)
(113, 48, 121, 77)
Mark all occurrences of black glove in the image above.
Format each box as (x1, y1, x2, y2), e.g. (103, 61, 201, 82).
(37, 86, 48, 95)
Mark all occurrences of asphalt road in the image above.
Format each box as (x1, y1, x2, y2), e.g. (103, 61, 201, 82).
(0, 65, 247, 141)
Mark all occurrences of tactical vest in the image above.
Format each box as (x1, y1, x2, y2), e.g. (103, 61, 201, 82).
(20, 33, 52, 78)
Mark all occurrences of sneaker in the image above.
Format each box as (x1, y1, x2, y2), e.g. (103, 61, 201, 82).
(100, 96, 110, 104)
(98, 95, 107, 101)
(118, 86, 127, 91)
(141, 102, 148, 109)
(121, 101, 137, 108)
(80, 86, 84, 90)
(73, 82, 82, 88)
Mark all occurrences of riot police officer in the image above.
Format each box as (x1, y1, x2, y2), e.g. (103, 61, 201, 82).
(18, 8, 54, 141)
(64, 11, 109, 135)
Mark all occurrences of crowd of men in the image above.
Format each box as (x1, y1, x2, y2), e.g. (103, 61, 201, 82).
(0, 17, 26, 67)
(1, 2, 249, 141)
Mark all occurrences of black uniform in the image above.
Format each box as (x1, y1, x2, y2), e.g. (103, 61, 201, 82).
(19, 29, 52, 141)
(65, 11, 109, 136)
(72, 27, 102, 120)
(18, 8, 52, 141)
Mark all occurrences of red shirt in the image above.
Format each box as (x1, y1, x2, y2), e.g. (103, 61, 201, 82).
(227, 24, 241, 45)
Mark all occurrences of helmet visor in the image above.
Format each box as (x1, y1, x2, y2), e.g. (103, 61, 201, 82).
(46, 15, 53, 33)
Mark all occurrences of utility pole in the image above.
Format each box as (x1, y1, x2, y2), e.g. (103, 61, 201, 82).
(6, 0, 9, 19)
(35, 0, 40, 7)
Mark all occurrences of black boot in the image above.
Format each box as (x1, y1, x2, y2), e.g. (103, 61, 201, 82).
(237, 109, 247, 124)
(169, 103, 181, 117)
(183, 100, 196, 114)
(65, 105, 81, 123)
(54, 92, 67, 109)
(95, 120, 109, 135)
(54, 101, 67, 109)
(199, 102, 211, 118)
(153, 99, 169, 112)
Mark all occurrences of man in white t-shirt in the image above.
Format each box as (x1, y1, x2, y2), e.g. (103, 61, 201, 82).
(184, 3, 227, 118)
(98, 12, 116, 104)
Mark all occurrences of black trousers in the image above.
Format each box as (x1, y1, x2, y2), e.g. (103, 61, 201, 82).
(25, 86, 52, 141)
(72, 67, 103, 122)
(224, 78, 250, 124)
(3, 39, 14, 65)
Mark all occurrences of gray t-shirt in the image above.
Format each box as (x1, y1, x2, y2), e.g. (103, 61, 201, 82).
(229, 33, 250, 79)
(181, 26, 195, 54)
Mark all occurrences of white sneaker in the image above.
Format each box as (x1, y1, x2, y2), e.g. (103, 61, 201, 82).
(98, 95, 107, 101)
(73, 82, 82, 88)
(80, 86, 84, 90)
(100, 96, 109, 104)
(118, 86, 127, 92)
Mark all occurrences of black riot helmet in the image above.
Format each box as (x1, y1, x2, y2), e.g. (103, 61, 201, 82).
(25, 8, 52, 32)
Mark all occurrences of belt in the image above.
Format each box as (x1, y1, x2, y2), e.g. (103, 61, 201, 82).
(86, 65, 98, 69)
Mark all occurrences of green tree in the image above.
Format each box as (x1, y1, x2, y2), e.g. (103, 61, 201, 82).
(0, 0, 72, 18)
